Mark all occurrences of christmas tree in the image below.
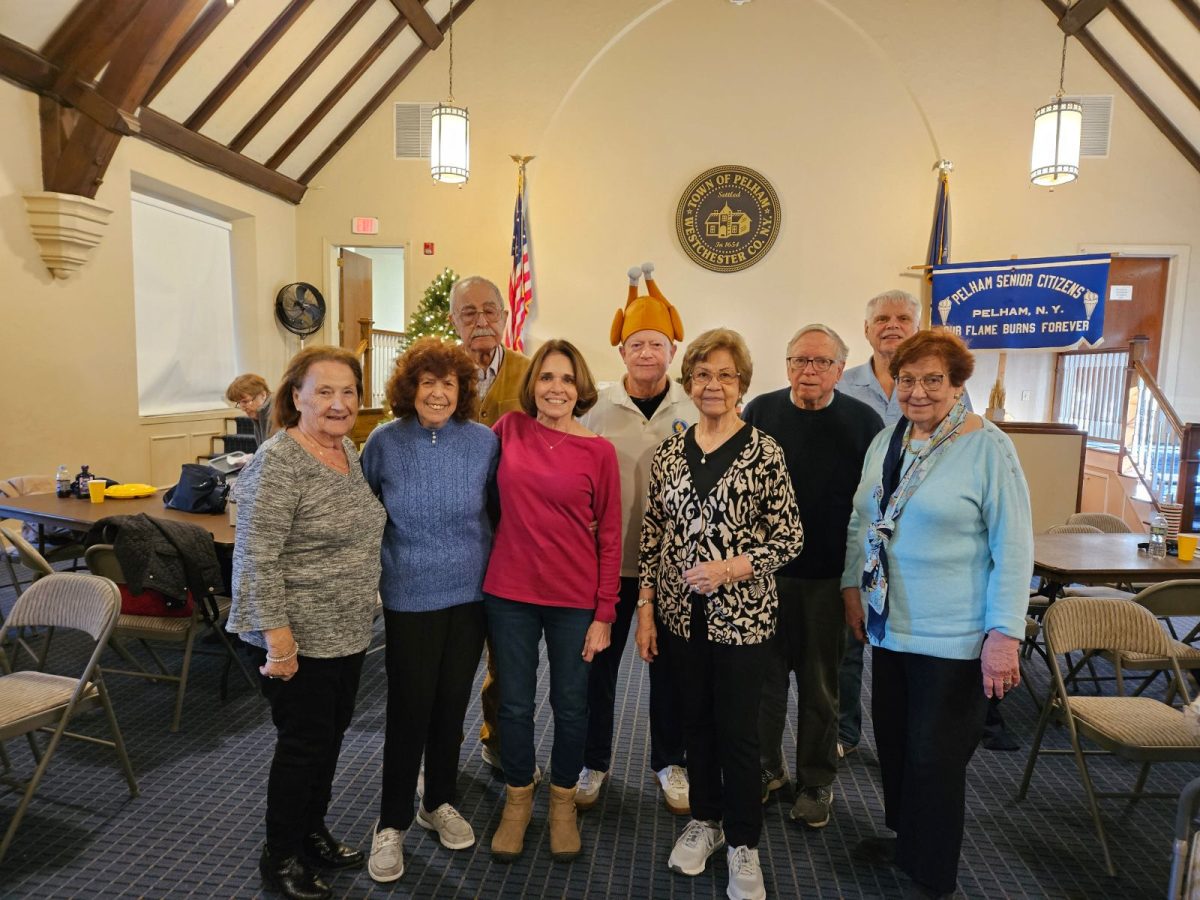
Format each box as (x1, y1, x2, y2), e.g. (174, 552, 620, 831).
(403, 267, 459, 347)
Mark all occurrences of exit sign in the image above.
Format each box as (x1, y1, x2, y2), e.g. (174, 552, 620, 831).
(351, 217, 379, 235)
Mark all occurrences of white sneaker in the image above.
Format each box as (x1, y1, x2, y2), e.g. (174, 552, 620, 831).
(416, 802, 476, 850)
(726, 845, 766, 900)
(656, 765, 691, 815)
(367, 820, 404, 883)
(575, 767, 608, 810)
(481, 745, 543, 785)
(668, 819, 725, 876)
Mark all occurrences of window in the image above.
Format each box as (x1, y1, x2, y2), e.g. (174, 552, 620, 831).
(130, 192, 237, 415)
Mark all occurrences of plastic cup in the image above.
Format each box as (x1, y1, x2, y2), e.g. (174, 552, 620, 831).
(88, 480, 106, 504)
(1178, 534, 1198, 563)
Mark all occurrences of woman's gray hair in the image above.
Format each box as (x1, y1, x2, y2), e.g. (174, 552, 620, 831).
(786, 324, 849, 362)
(864, 289, 921, 321)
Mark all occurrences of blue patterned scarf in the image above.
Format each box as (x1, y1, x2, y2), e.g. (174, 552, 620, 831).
(861, 399, 968, 642)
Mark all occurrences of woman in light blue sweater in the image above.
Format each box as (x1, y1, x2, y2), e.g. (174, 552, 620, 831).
(841, 331, 1032, 900)
(360, 338, 499, 884)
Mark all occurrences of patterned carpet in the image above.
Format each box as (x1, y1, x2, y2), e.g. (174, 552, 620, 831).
(0, 562, 1191, 899)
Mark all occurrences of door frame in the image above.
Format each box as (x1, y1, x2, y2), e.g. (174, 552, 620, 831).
(1079, 242, 1190, 397)
(322, 239, 413, 345)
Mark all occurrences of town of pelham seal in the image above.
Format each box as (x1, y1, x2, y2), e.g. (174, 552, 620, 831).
(675, 165, 781, 274)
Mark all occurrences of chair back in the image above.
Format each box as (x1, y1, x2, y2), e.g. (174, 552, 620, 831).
(0, 573, 120, 643)
(1133, 580, 1200, 619)
(0, 524, 55, 577)
(1043, 596, 1177, 658)
(1067, 512, 1133, 534)
(85, 544, 126, 584)
(1048, 524, 1103, 534)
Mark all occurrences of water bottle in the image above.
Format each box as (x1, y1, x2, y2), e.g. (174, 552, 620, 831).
(55, 465, 71, 498)
(1149, 513, 1168, 559)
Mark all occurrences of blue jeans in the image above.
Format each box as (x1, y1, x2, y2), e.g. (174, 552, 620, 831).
(484, 594, 593, 789)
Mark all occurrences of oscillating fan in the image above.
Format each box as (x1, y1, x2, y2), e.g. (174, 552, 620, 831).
(274, 282, 326, 343)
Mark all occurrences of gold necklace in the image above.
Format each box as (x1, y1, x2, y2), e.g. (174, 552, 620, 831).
(535, 419, 571, 451)
(294, 427, 347, 469)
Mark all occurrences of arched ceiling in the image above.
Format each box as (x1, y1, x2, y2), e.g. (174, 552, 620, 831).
(0, 0, 1196, 206)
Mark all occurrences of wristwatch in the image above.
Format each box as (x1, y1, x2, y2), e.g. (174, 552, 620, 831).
(636, 596, 653, 608)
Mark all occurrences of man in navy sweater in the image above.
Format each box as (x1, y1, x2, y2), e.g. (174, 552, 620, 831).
(742, 324, 882, 830)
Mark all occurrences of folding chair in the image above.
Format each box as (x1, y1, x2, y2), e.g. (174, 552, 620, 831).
(1016, 596, 1200, 876)
(86, 544, 254, 733)
(0, 573, 138, 865)
(1103, 580, 1200, 704)
(0, 525, 59, 670)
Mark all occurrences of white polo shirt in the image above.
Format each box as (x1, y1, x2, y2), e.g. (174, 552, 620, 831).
(580, 378, 696, 577)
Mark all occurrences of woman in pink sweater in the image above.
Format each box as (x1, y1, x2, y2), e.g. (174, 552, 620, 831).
(483, 339, 621, 864)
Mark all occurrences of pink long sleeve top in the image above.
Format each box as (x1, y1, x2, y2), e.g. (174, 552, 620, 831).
(483, 411, 621, 623)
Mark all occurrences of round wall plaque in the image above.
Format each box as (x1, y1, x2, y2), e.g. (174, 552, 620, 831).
(675, 165, 781, 273)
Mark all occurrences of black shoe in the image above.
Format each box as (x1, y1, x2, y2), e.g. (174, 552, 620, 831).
(303, 827, 365, 870)
(259, 846, 331, 900)
(853, 836, 897, 866)
(906, 879, 957, 899)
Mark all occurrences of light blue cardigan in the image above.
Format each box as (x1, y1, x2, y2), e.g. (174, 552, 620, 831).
(841, 419, 1033, 660)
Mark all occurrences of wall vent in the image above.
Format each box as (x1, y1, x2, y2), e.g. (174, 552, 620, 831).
(394, 103, 434, 159)
(1064, 95, 1112, 158)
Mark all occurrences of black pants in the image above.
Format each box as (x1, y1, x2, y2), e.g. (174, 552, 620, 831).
(257, 649, 365, 856)
(758, 577, 843, 788)
(873, 646, 987, 896)
(584, 576, 686, 773)
(380, 603, 487, 830)
(664, 595, 768, 849)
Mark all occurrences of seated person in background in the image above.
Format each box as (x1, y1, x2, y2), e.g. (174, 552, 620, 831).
(226, 374, 274, 446)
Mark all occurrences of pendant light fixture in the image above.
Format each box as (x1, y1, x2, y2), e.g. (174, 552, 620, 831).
(1030, 32, 1082, 186)
(430, 0, 469, 184)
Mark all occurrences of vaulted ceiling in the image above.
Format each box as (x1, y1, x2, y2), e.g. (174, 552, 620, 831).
(0, 0, 1196, 209)
(0, 0, 475, 204)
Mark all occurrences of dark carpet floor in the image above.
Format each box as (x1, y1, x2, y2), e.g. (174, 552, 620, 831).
(1, 561, 1195, 899)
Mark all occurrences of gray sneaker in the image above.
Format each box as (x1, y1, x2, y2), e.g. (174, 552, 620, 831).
(367, 821, 404, 883)
(416, 802, 475, 850)
(726, 845, 766, 900)
(790, 784, 834, 828)
(668, 819, 725, 876)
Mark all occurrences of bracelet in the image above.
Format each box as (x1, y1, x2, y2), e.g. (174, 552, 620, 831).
(724, 563, 733, 585)
(266, 643, 299, 664)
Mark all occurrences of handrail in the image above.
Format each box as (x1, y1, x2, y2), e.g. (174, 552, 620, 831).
(1132, 359, 1186, 435)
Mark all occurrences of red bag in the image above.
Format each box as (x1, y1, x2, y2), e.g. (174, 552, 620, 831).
(117, 583, 194, 617)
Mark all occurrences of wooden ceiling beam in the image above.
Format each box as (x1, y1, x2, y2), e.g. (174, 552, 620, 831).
(138, 108, 306, 203)
(144, 0, 234, 104)
(228, 0, 374, 153)
(1057, 0, 1111, 34)
(185, 0, 316, 131)
(389, 0, 442, 50)
(1109, 0, 1200, 113)
(46, 0, 151, 93)
(46, 0, 209, 197)
(1042, 0, 1200, 177)
(0, 32, 56, 89)
(266, 15, 411, 170)
(300, 0, 477, 185)
(1168, 0, 1200, 31)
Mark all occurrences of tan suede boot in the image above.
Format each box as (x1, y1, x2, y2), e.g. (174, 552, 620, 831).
(548, 784, 581, 860)
(490, 783, 534, 862)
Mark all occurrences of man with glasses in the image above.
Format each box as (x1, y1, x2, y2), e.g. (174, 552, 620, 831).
(446, 276, 533, 776)
(742, 324, 882, 829)
(225, 373, 274, 446)
(576, 263, 695, 815)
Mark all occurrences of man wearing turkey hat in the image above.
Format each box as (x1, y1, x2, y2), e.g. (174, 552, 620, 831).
(576, 263, 696, 815)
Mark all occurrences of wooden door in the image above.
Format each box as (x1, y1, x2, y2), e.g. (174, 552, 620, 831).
(1101, 256, 1168, 375)
(338, 249, 373, 353)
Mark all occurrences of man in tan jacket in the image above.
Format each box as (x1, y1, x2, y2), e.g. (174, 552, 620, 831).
(448, 275, 531, 773)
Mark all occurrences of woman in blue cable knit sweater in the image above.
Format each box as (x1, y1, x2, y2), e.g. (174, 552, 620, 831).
(360, 338, 499, 883)
(841, 331, 1033, 900)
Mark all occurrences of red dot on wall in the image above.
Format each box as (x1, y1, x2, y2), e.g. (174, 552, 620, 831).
(423, 242, 435, 255)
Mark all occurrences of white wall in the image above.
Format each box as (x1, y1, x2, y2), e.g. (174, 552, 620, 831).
(296, 0, 1200, 419)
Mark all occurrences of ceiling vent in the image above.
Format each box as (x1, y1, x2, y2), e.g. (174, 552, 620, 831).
(1063, 95, 1112, 158)
(394, 103, 434, 159)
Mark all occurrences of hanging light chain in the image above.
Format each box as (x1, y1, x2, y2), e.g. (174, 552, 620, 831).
(1057, 33, 1069, 98)
(447, 0, 455, 102)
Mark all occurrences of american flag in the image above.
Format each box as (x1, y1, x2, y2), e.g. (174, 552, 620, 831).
(504, 173, 532, 351)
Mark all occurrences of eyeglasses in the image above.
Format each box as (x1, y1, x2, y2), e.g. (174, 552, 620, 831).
(235, 394, 264, 410)
(455, 306, 503, 324)
(691, 370, 739, 386)
(896, 373, 947, 392)
(786, 356, 836, 373)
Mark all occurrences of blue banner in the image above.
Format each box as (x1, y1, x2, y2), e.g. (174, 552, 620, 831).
(931, 253, 1111, 350)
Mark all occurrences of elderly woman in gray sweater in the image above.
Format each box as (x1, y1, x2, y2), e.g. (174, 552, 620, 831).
(228, 346, 386, 900)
